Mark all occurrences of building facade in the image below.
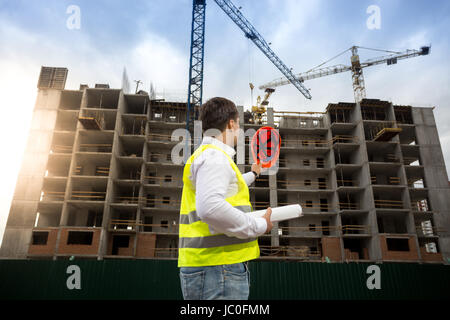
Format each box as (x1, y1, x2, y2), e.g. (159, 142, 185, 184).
(1, 68, 449, 263)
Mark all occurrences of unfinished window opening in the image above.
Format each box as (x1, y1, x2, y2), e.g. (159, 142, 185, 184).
(303, 159, 310, 166)
(124, 95, 148, 114)
(67, 231, 93, 245)
(318, 178, 326, 189)
(122, 117, 146, 135)
(421, 220, 434, 236)
(316, 157, 324, 168)
(394, 106, 413, 124)
(343, 238, 368, 260)
(120, 139, 144, 157)
(160, 220, 169, 229)
(320, 199, 328, 212)
(112, 235, 130, 255)
(147, 171, 156, 184)
(361, 103, 388, 121)
(47, 156, 71, 177)
(55, 111, 78, 131)
(412, 198, 430, 212)
(51, 133, 74, 154)
(146, 194, 155, 207)
(163, 196, 170, 204)
(32, 231, 49, 245)
(386, 238, 409, 251)
(315, 138, 323, 147)
(86, 89, 119, 109)
(143, 216, 153, 232)
(59, 91, 82, 110)
(321, 221, 330, 236)
(116, 184, 140, 204)
(327, 104, 354, 123)
(306, 200, 313, 208)
(255, 175, 269, 188)
(304, 180, 311, 186)
(164, 175, 172, 182)
(254, 192, 270, 210)
(425, 242, 438, 253)
(309, 224, 316, 231)
(150, 154, 159, 162)
(95, 166, 109, 177)
(86, 210, 103, 227)
(377, 215, 408, 234)
(161, 220, 169, 229)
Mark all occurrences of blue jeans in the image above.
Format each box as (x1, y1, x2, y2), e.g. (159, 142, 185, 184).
(179, 262, 250, 300)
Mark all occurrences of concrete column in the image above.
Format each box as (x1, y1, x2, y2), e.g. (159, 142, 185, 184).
(413, 107, 450, 264)
(266, 108, 279, 246)
(355, 102, 382, 262)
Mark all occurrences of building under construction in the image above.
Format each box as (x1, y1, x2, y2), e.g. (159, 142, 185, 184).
(1, 66, 449, 264)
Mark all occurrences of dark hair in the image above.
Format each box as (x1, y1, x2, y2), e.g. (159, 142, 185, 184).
(200, 97, 239, 132)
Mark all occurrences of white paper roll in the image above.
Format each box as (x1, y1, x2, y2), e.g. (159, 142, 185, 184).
(250, 204, 303, 222)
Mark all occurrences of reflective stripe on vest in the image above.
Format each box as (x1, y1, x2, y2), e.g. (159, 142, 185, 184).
(178, 144, 260, 267)
(179, 205, 252, 225)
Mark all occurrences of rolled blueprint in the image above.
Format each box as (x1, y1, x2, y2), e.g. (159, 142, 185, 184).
(250, 204, 303, 222)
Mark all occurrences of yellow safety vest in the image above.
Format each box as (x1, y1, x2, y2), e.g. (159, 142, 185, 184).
(178, 144, 260, 267)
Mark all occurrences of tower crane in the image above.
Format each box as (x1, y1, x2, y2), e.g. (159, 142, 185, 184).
(249, 84, 275, 125)
(259, 45, 431, 102)
(186, 0, 312, 131)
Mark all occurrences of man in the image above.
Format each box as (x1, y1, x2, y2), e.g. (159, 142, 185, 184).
(178, 97, 273, 300)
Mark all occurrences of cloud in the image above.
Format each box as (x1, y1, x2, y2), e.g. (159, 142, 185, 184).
(129, 32, 188, 94)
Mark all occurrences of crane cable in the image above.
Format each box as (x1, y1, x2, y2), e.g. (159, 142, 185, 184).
(305, 46, 402, 74)
(305, 47, 351, 73)
(248, 38, 254, 106)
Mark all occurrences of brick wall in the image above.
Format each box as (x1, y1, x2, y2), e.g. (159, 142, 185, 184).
(321, 237, 342, 262)
(28, 228, 58, 255)
(57, 228, 101, 255)
(420, 247, 443, 262)
(136, 233, 156, 258)
(379, 235, 419, 260)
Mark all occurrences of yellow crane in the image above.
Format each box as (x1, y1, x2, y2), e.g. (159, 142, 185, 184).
(249, 83, 275, 124)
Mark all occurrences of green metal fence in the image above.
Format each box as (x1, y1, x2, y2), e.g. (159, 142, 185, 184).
(0, 259, 449, 300)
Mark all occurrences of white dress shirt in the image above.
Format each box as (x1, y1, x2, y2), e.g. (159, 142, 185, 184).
(188, 136, 268, 239)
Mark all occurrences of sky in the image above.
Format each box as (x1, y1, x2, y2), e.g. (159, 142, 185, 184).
(0, 0, 449, 246)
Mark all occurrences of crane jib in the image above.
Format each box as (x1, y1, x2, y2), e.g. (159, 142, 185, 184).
(186, 0, 312, 116)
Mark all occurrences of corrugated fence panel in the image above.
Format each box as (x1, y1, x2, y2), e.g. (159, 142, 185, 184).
(0, 260, 449, 300)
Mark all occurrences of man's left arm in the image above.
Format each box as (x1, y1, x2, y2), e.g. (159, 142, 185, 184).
(242, 163, 261, 186)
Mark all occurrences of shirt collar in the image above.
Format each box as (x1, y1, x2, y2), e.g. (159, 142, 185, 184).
(201, 136, 236, 157)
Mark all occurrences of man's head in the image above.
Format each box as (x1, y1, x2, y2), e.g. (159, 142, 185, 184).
(200, 97, 240, 146)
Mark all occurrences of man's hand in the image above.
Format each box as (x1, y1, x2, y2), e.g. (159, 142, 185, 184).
(263, 207, 273, 233)
(251, 163, 262, 176)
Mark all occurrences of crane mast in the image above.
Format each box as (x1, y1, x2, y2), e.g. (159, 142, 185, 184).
(186, 0, 206, 132)
(186, 0, 312, 131)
